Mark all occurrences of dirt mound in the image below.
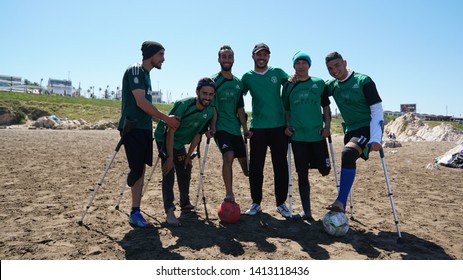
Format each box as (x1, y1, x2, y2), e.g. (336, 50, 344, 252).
(384, 113, 463, 143)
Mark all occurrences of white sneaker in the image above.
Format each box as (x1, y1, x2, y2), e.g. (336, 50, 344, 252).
(276, 203, 291, 218)
(245, 203, 262, 215)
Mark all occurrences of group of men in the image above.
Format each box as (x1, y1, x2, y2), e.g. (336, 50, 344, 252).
(117, 41, 384, 228)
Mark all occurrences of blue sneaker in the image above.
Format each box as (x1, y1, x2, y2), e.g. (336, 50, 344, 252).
(129, 211, 151, 228)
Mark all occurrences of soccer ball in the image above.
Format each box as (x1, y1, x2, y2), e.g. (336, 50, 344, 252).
(322, 211, 349, 237)
(218, 201, 241, 223)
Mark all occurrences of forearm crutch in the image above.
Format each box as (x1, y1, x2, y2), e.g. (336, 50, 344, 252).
(78, 118, 136, 225)
(114, 156, 160, 210)
(287, 128, 295, 218)
(327, 135, 354, 219)
(194, 138, 211, 222)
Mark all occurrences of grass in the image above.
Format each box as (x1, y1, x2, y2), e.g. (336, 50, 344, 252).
(1, 91, 461, 132)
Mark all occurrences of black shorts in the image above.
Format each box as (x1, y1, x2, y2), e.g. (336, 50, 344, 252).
(214, 130, 246, 158)
(344, 126, 370, 160)
(292, 139, 331, 174)
(123, 129, 153, 171)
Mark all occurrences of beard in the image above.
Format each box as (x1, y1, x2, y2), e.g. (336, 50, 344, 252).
(220, 63, 233, 72)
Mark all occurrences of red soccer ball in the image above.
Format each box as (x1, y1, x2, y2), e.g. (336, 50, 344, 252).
(218, 201, 241, 223)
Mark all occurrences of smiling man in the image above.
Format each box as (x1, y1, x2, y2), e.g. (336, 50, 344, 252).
(154, 77, 216, 226)
(241, 43, 291, 218)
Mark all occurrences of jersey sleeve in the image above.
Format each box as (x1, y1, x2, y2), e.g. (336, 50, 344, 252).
(320, 83, 331, 108)
(281, 83, 290, 110)
(363, 79, 382, 106)
(126, 65, 146, 91)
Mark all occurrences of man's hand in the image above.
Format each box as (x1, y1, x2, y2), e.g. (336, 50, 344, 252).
(162, 157, 174, 176)
(165, 115, 180, 130)
(369, 142, 382, 152)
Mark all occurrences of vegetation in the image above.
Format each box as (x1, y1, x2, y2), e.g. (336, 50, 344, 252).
(1, 91, 462, 132)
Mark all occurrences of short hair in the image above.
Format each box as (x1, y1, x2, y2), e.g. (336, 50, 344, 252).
(196, 77, 216, 91)
(218, 45, 233, 58)
(325, 52, 343, 64)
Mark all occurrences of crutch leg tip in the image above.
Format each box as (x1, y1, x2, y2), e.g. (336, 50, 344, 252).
(77, 220, 83, 226)
(115, 205, 120, 210)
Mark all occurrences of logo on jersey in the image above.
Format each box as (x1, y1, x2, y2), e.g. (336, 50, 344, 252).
(312, 84, 318, 89)
(271, 76, 278, 84)
(134, 77, 139, 84)
(202, 113, 208, 119)
(352, 84, 359, 89)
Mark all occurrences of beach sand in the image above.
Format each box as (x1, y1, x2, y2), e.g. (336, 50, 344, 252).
(0, 128, 461, 260)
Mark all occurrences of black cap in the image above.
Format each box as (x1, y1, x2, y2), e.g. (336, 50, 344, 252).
(252, 43, 270, 54)
(141, 41, 164, 60)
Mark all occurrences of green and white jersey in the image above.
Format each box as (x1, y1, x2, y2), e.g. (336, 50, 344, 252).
(241, 66, 289, 129)
(118, 63, 153, 131)
(210, 73, 245, 136)
(282, 77, 330, 142)
(154, 97, 213, 150)
(325, 72, 382, 132)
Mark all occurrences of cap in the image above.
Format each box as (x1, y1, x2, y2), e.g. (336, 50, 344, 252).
(196, 77, 216, 90)
(252, 43, 270, 54)
(292, 51, 311, 67)
(141, 41, 164, 60)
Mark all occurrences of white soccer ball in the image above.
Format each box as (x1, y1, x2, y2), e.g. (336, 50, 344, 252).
(322, 211, 349, 237)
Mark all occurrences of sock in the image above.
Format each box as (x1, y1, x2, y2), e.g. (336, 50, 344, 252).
(131, 207, 140, 215)
(336, 168, 356, 209)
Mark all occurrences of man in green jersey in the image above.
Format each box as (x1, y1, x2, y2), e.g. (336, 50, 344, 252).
(154, 77, 215, 226)
(210, 45, 250, 203)
(324, 52, 383, 213)
(241, 43, 291, 218)
(118, 41, 179, 228)
(282, 51, 331, 221)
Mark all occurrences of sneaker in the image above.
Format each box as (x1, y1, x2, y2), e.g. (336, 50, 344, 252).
(276, 204, 291, 218)
(129, 211, 151, 228)
(245, 203, 262, 215)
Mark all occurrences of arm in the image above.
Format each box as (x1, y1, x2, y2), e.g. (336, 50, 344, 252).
(369, 102, 384, 151)
(184, 134, 202, 168)
(321, 105, 331, 138)
(132, 89, 179, 129)
(162, 127, 175, 176)
(237, 107, 250, 137)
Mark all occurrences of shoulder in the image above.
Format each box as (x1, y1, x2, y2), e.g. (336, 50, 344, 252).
(310, 76, 325, 84)
(126, 63, 144, 76)
(353, 72, 373, 83)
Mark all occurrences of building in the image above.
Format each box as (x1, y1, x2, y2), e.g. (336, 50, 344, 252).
(47, 78, 72, 96)
(151, 90, 162, 103)
(0, 75, 22, 91)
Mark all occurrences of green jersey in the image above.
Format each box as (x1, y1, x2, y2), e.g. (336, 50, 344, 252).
(241, 66, 289, 129)
(282, 77, 330, 142)
(325, 72, 382, 132)
(118, 63, 153, 131)
(210, 73, 245, 136)
(154, 97, 213, 150)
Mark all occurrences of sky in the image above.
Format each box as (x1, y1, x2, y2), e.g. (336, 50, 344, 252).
(1, 0, 462, 117)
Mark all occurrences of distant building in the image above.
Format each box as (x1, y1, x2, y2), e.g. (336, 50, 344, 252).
(47, 78, 72, 96)
(151, 90, 162, 103)
(0, 75, 22, 91)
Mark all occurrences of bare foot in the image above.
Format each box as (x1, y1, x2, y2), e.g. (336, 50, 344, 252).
(166, 210, 181, 227)
(326, 200, 345, 213)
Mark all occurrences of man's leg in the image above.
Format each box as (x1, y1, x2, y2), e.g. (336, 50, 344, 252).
(222, 151, 235, 200)
(249, 129, 267, 205)
(269, 126, 289, 206)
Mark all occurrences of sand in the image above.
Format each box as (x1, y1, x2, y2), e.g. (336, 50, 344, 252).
(0, 128, 462, 260)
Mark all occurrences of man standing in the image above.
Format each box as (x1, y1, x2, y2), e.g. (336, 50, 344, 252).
(210, 45, 250, 203)
(282, 51, 331, 221)
(154, 77, 215, 226)
(241, 43, 291, 218)
(118, 41, 179, 228)
(324, 52, 383, 212)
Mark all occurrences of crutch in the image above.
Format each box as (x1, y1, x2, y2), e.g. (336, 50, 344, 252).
(327, 135, 354, 220)
(78, 118, 136, 226)
(194, 137, 211, 222)
(114, 156, 161, 210)
(287, 127, 295, 218)
(375, 121, 402, 240)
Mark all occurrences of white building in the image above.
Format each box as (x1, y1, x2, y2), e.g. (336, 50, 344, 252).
(47, 78, 72, 96)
